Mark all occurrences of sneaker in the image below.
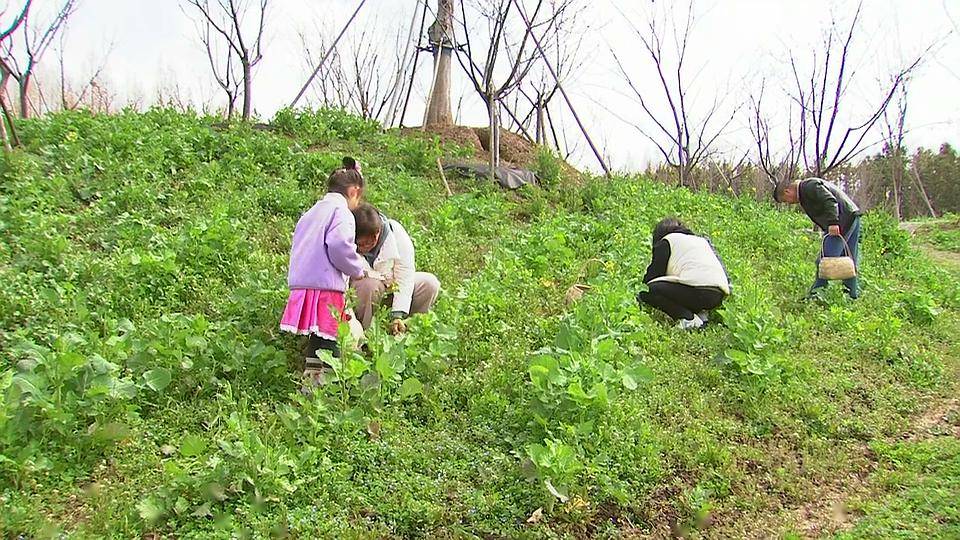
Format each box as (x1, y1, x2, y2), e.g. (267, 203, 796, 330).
(805, 288, 826, 301)
(697, 311, 710, 323)
(676, 315, 704, 330)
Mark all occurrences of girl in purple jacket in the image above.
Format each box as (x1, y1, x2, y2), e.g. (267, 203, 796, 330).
(280, 166, 367, 383)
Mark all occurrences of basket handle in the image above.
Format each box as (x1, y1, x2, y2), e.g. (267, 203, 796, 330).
(820, 234, 853, 259)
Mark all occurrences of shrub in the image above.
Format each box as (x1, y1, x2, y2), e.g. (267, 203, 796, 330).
(272, 108, 380, 146)
(534, 146, 563, 189)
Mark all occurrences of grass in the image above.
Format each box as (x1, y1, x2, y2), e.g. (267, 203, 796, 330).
(906, 214, 960, 253)
(1, 108, 959, 538)
(838, 435, 960, 539)
(832, 257, 960, 539)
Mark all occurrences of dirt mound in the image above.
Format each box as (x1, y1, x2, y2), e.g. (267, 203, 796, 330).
(398, 124, 542, 168)
(473, 127, 538, 167)
(397, 124, 583, 186)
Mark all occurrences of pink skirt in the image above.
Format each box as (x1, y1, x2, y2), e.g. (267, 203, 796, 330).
(279, 289, 347, 341)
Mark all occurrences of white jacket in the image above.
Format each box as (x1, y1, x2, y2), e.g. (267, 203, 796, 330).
(362, 219, 416, 314)
(649, 233, 730, 294)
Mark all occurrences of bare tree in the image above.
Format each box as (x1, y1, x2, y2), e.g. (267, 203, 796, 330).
(1, 0, 77, 118)
(748, 80, 802, 186)
(56, 29, 115, 112)
(754, 3, 925, 183)
(880, 76, 908, 221)
(0, 1, 30, 149)
(199, 20, 241, 119)
(510, 0, 609, 176)
(455, 0, 575, 175)
(0, 1, 29, 42)
(424, 0, 454, 127)
(612, 1, 740, 189)
(710, 151, 751, 196)
(298, 29, 353, 111)
(183, 0, 268, 121)
(909, 152, 938, 219)
(348, 28, 408, 121)
(298, 20, 409, 122)
(505, 0, 586, 153)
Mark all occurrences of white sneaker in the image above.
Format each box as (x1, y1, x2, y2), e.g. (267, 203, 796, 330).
(697, 311, 710, 323)
(676, 315, 704, 330)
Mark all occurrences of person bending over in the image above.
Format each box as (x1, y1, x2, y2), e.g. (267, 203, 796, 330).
(773, 177, 863, 299)
(351, 203, 440, 335)
(637, 217, 731, 330)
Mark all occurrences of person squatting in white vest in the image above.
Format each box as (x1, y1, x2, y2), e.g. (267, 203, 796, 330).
(637, 217, 731, 330)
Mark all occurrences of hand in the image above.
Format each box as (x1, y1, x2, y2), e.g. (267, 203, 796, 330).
(364, 268, 385, 281)
(827, 225, 841, 236)
(388, 318, 407, 336)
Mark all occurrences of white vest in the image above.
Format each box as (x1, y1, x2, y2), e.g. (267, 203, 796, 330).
(650, 233, 730, 294)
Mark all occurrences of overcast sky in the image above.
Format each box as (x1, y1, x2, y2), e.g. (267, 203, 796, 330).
(13, 0, 960, 172)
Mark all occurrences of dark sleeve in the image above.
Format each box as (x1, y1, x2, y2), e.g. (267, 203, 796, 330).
(708, 239, 732, 290)
(642, 240, 670, 283)
(807, 179, 841, 227)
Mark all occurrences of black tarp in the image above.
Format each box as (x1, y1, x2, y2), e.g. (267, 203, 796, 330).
(442, 161, 538, 189)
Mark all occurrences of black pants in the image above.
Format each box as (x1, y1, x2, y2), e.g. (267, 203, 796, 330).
(637, 282, 725, 321)
(305, 334, 340, 360)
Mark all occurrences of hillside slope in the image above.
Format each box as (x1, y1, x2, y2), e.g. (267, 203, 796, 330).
(1, 109, 958, 538)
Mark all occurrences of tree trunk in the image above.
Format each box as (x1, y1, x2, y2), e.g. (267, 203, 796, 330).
(60, 52, 68, 111)
(19, 75, 30, 119)
(0, 70, 11, 151)
(494, 105, 500, 167)
(535, 100, 545, 145)
(0, 109, 9, 152)
(424, 0, 454, 127)
(487, 93, 497, 183)
(891, 153, 902, 222)
(0, 94, 19, 148)
(910, 158, 937, 219)
(241, 62, 252, 121)
(0, 90, 8, 151)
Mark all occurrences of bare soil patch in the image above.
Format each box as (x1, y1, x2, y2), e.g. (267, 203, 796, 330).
(701, 395, 960, 539)
(900, 221, 960, 271)
(473, 126, 539, 166)
(399, 124, 535, 167)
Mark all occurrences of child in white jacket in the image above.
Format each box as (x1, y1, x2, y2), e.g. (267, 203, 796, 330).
(351, 203, 441, 334)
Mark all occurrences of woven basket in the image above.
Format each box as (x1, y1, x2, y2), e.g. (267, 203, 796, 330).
(818, 236, 857, 280)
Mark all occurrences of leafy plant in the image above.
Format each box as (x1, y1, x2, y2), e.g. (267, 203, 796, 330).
(524, 317, 651, 503)
(1, 108, 958, 538)
(272, 107, 380, 145)
(534, 146, 563, 190)
(717, 287, 791, 380)
(526, 439, 582, 503)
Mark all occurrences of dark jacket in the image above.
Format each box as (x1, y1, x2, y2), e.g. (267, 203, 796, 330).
(798, 178, 862, 232)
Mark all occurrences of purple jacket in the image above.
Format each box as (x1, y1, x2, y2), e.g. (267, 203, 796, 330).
(287, 193, 366, 291)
